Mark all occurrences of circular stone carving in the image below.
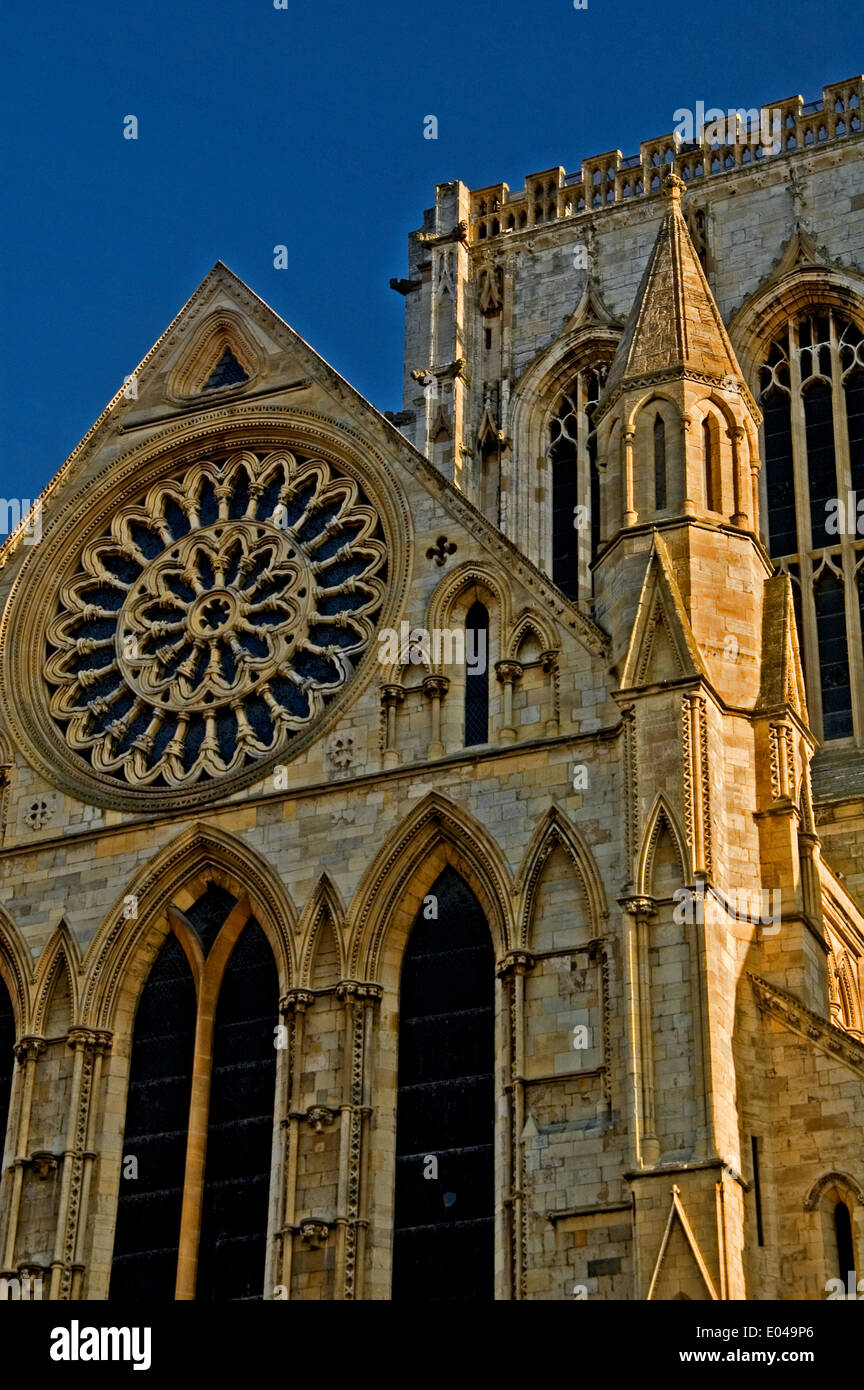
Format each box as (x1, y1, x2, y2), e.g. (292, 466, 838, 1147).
(38, 447, 387, 791)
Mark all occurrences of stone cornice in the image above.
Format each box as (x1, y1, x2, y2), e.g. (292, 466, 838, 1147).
(749, 971, 864, 1079)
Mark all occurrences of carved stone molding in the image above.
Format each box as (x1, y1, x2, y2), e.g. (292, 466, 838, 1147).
(26, 1151, 60, 1181)
(621, 896, 657, 919)
(279, 989, 315, 1016)
(496, 950, 535, 980)
(336, 981, 383, 1006)
(422, 675, 450, 701)
(66, 1028, 112, 1055)
(13, 1036, 46, 1064)
(300, 1106, 339, 1134)
(299, 1219, 331, 1250)
(750, 972, 864, 1081)
(380, 684, 405, 708)
(494, 660, 523, 685)
(0, 411, 410, 813)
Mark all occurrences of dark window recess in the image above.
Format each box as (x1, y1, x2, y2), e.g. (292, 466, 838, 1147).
(654, 414, 667, 510)
(846, 369, 864, 505)
(834, 1200, 856, 1282)
(763, 391, 796, 557)
(392, 867, 495, 1302)
(110, 934, 196, 1300)
(814, 568, 853, 740)
(751, 1136, 764, 1246)
(0, 973, 14, 1164)
(550, 423, 579, 600)
(197, 920, 278, 1302)
(185, 882, 237, 957)
(587, 378, 601, 571)
(204, 348, 249, 391)
(703, 416, 719, 512)
(804, 380, 838, 550)
(464, 601, 489, 747)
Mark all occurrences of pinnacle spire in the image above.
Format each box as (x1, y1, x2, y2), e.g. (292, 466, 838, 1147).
(601, 174, 744, 406)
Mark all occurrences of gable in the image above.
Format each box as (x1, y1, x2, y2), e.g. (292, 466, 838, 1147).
(0, 264, 608, 814)
(619, 533, 710, 691)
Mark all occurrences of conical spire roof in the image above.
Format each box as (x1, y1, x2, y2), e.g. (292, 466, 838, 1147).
(601, 175, 743, 407)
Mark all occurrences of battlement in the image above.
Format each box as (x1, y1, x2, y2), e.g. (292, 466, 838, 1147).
(463, 76, 863, 245)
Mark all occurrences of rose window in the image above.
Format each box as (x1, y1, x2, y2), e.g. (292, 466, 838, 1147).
(42, 449, 387, 787)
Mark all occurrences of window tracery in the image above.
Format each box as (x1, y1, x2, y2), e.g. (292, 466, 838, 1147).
(759, 310, 864, 742)
(42, 448, 387, 788)
(548, 363, 609, 603)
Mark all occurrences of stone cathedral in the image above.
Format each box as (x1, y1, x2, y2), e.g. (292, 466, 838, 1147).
(0, 75, 863, 1304)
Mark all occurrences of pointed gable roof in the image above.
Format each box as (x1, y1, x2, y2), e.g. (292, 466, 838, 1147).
(619, 532, 711, 691)
(601, 175, 742, 407)
(756, 571, 809, 722)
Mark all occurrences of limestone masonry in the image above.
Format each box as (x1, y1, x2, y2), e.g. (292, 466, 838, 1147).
(0, 74, 862, 1301)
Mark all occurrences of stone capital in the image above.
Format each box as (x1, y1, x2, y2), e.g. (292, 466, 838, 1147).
(279, 989, 315, 1016)
(67, 1027, 112, 1055)
(14, 1036, 46, 1064)
(496, 949, 535, 980)
(422, 674, 450, 700)
(621, 895, 656, 919)
(494, 659, 523, 685)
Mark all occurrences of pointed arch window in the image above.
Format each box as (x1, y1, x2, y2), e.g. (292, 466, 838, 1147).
(702, 414, 720, 512)
(197, 921, 279, 1300)
(834, 1200, 856, 1284)
(464, 601, 489, 746)
(0, 973, 14, 1168)
(759, 311, 864, 742)
(110, 934, 196, 1300)
(110, 884, 279, 1301)
(548, 363, 609, 602)
(392, 867, 495, 1300)
(654, 413, 667, 510)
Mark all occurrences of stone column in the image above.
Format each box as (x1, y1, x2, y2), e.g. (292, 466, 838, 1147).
(540, 650, 561, 735)
(728, 424, 748, 528)
(494, 660, 522, 743)
(496, 950, 535, 1301)
(1, 1037, 45, 1275)
(334, 982, 381, 1300)
(380, 685, 405, 767)
(55, 1028, 112, 1299)
(622, 897, 660, 1167)
(422, 675, 449, 759)
(624, 428, 637, 526)
(276, 988, 314, 1299)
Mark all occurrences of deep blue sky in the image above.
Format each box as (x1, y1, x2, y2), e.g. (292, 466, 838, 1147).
(2, 0, 861, 500)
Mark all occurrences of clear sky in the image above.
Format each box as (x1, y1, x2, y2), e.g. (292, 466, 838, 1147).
(1, 0, 861, 501)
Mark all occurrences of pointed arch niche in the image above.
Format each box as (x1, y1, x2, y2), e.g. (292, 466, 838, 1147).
(506, 294, 621, 588)
(426, 564, 510, 753)
(519, 815, 607, 1087)
(631, 800, 707, 1166)
(630, 395, 684, 519)
(804, 1171, 863, 1294)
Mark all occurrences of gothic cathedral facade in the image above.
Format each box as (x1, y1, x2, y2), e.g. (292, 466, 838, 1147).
(1, 76, 863, 1302)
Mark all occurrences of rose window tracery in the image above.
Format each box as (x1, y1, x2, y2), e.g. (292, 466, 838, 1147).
(42, 448, 387, 787)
